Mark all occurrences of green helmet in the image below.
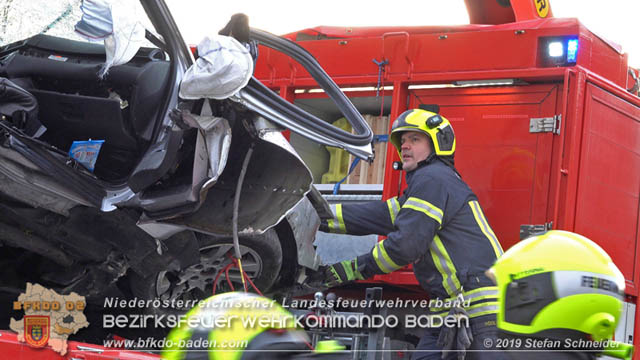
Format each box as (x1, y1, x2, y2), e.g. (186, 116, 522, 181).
(486, 230, 625, 341)
(389, 109, 456, 159)
(163, 292, 305, 360)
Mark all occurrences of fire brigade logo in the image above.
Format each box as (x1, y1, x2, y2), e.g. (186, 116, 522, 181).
(10, 283, 89, 356)
(535, 0, 549, 18)
(24, 315, 50, 347)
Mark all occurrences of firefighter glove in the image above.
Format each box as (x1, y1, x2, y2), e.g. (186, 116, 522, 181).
(324, 259, 364, 287)
(436, 306, 473, 360)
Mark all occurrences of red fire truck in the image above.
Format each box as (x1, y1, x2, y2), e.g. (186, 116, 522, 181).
(253, 0, 640, 353)
(2, 0, 638, 358)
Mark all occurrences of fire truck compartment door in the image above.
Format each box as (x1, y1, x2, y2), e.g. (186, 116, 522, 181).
(409, 84, 558, 251)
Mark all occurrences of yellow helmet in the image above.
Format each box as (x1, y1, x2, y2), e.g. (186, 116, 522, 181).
(163, 292, 306, 360)
(486, 230, 625, 342)
(389, 109, 456, 159)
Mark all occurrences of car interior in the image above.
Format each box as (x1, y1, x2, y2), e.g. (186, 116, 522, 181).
(0, 34, 171, 182)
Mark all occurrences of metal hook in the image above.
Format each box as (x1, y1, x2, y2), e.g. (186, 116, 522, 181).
(372, 58, 389, 97)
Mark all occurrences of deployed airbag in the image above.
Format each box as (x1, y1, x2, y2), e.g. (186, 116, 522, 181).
(74, 0, 146, 77)
(179, 35, 253, 100)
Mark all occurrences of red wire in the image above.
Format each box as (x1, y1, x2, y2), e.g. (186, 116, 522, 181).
(212, 254, 264, 295)
(242, 270, 264, 296)
(228, 256, 240, 291)
(212, 262, 235, 295)
(225, 264, 235, 291)
(212, 270, 222, 295)
(209, 258, 307, 349)
(303, 339, 314, 350)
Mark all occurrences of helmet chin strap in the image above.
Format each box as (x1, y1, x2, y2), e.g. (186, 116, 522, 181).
(414, 153, 437, 170)
(394, 153, 437, 172)
(409, 153, 462, 178)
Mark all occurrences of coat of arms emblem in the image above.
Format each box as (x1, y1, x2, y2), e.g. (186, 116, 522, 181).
(24, 315, 49, 347)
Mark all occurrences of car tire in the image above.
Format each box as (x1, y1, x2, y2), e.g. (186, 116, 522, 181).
(194, 230, 283, 293)
(130, 229, 283, 310)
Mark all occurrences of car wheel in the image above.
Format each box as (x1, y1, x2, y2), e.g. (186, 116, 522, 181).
(131, 229, 283, 311)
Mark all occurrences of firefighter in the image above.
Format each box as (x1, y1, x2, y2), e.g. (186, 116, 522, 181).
(486, 230, 634, 360)
(162, 292, 347, 359)
(318, 108, 506, 360)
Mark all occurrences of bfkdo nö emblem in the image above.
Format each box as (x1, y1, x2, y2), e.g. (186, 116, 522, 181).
(24, 315, 49, 347)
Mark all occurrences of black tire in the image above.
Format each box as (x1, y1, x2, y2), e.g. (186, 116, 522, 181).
(195, 229, 283, 293)
(130, 229, 283, 309)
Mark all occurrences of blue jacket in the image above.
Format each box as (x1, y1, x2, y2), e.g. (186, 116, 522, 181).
(323, 159, 503, 317)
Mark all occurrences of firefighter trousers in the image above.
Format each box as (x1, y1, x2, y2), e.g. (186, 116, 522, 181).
(411, 314, 508, 360)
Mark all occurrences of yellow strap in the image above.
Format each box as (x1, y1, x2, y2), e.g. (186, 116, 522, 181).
(429, 287, 499, 312)
(430, 235, 461, 297)
(328, 204, 347, 234)
(462, 286, 498, 297)
(336, 204, 346, 233)
(372, 240, 403, 273)
(465, 301, 498, 310)
(468, 201, 503, 258)
(429, 302, 499, 318)
(372, 243, 390, 273)
(387, 197, 400, 225)
(237, 258, 247, 291)
(403, 197, 443, 224)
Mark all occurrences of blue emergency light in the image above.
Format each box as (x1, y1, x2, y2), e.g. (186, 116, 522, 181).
(540, 36, 579, 67)
(567, 39, 579, 63)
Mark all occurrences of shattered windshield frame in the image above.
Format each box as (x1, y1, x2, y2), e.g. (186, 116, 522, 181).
(0, 0, 156, 48)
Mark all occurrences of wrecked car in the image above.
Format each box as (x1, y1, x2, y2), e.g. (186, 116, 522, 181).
(0, 0, 373, 313)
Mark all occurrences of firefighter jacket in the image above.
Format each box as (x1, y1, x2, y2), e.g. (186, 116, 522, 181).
(323, 159, 504, 318)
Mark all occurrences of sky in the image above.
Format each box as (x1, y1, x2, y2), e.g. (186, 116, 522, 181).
(166, 0, 640, 69)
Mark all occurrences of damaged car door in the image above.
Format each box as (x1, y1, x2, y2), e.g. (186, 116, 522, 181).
(0, 0, 373, 309)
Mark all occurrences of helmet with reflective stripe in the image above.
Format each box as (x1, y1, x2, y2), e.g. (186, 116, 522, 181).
(486, 230, 625, 342)
(163, 292, 307, 360)
(389, 109, 456, 158)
